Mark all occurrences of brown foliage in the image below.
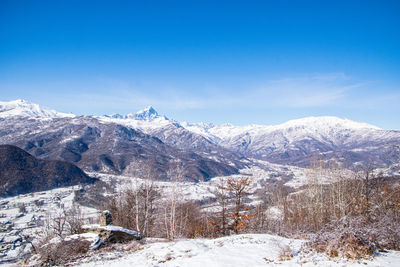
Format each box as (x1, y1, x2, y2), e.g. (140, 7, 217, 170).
(213, 177, 255, 234)
(306, 217, 378, 259)
(39, 239, 91, 265)
(175, 201, 212, 238)
(304, 179, 400, 259)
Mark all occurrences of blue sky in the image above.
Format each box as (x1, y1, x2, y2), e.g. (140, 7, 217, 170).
(0, 1, 399, 129)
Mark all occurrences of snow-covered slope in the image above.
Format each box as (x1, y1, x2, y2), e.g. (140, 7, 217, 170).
(99, 107, 248, 167)
(100, 105, 400, 168)
(186, 116, 380, 143)
(0, 99, 75, 118)
(184, 116, 400, 167)
(76, 234, 400, 267)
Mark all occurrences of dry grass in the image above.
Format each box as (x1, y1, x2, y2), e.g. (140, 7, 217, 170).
(279, 245, 293, 261)
(39, 238, 91, 265)
(124, 240, 143, 252)
(306, 217, 382, 260)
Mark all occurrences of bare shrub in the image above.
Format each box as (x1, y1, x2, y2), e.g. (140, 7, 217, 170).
(33, 199, 45, 207)
(175, 201, 214, 238)
(66, 203, 84, 235)
(38, 238, 91, 265)
(47, 206, 68, 238)
(305, 214, 400, 259)
(18, 203, 27, 213)
(43, 203, 86, 240)
(104, 182, 160, 237)
(279, 245, 293, 261)
(308, 229, 374, 259)
(124, 240, 143, 252)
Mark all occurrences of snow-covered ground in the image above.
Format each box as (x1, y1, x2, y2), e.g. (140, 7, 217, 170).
(91, 160, 310, 200)
(0, 186, 98, 264)
(75, 234, 400, 267)
(1, 163, 398, 265)
(0, 162, 302, 264)
(1, 170, 399, 266)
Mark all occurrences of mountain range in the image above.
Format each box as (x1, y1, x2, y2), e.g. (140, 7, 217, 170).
(0, 99, 399, 182)
(0, 100, 244, 182)
(100, 104, 400, 169)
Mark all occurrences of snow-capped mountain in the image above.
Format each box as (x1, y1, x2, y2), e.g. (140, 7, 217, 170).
(0, 100, 244, 182)
(99, 104, 400, 168)
(99, 107, 247, 164)
(0, 99, 399, 170)
(104, 106, 166, 121)
(185, 116, 380, 142)
(0, 99, 75, 118)
(184, 116, 400, 167)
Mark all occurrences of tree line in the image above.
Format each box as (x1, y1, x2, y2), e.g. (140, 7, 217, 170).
(101, 160, 399, 259)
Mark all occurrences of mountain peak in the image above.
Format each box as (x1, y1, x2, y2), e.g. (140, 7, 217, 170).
(0, 99, 75, 119)
(103, 106, 166, 121)
(13, 99, 28, 104)
(134, 106, 165, 121)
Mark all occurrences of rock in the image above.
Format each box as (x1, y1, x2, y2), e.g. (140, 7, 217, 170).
(90, 237, 103, 250)
(99, 210, 112, 226)
(98, 225, 142, 243)
(82, 224, 142, 249)
(81, 211, 142, 249)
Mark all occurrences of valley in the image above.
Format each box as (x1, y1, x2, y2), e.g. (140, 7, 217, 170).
(0, 99, 399, 265)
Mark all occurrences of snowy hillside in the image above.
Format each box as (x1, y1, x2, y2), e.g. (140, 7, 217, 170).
(71, 234, 400, 267)
(184, 116, 400, 167)
(99, 106, 247, 165)
(185, 116, 381, 145)
(0, 99, 75, 118)
(100, 105, 400, 168)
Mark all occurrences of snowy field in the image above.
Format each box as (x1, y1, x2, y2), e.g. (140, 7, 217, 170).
(0, 163, 298, 264)
(1, 163, 399, 266)
(90, 160, 310, 202)
(75, 234, 400, 267)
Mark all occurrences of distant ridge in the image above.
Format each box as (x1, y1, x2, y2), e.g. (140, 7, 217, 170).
(0, 99, 75, 118)
(0, 99, 399, 170)
(0, 99, 381, 130)
(0, 145, 96, 197)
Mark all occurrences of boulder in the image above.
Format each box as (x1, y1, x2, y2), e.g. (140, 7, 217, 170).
(81, 211, 142, 249)
(98, 225, 142, 243)
(99, 210, 112, 226)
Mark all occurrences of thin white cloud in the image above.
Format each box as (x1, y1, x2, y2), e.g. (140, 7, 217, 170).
(32, 73, 376, 114)
(234, 73, 364, 108)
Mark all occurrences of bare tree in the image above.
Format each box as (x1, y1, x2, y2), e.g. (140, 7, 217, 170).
(66, 203, 84, 235)
(209, 178, 230, 235)
(104, 181, 160, 237)
(49, 206, 68, 239)
(133, 163, 159, 236)
(163, 161, 185, 239)
(220, 177, 254, 234)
